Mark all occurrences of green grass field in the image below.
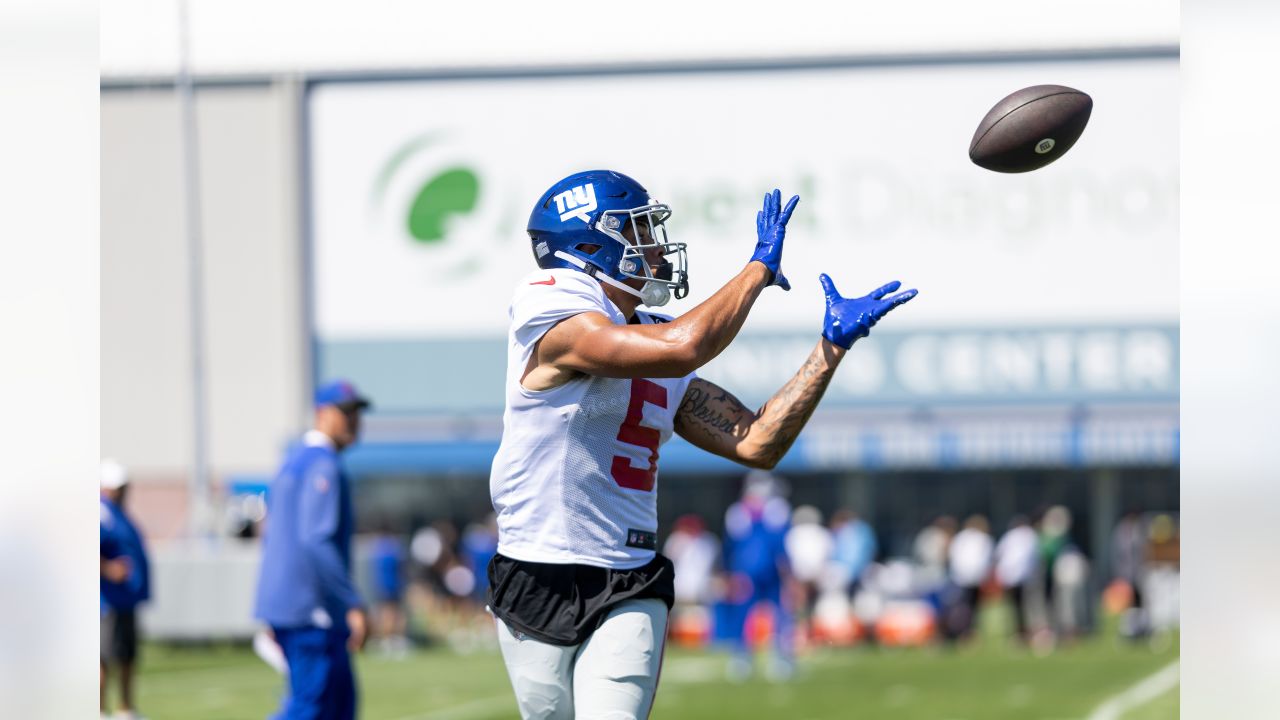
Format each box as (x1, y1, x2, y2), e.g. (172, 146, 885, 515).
(130, 624, 1177, 720)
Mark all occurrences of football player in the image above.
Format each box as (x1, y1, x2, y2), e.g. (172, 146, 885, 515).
(487, 170, 916, 719)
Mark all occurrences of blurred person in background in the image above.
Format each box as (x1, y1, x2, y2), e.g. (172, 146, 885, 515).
(1028, 505, 1073, 652)
(722, 471, 795, 681)
(1051, 544, 1091, 643)
(823, 509, 878, 646)
(784, 505, 833, 639)
(485, 172, 915, 718)
(664, 514, 721, 608)
(461, 513, 499, 608)
(663, 514, 721, 647)
(440, 551, 485, 652)
(369, 519, 409, 658)
(993, 514, 1039, 643)
(829, 508, 877, 597)
(409, 517, 486, 645)
(1110, 510, 1149, 639)
(1145, 514, 1179, 567)
(914, 515, 957, 591)
(100, 459, 150, 720)
(1142, 513, 1180, 637)
(944, 515, 993, 643)
(449, 514, 501, 652)
(253, 380, 372, 720)
(412, 520, 458, 605)
(404, 519, 441, 642)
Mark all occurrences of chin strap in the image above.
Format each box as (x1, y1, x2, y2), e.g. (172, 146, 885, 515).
(553, 251, 645, 301)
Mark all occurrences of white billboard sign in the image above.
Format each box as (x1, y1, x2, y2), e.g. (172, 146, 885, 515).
(310, 58, 1177, 342)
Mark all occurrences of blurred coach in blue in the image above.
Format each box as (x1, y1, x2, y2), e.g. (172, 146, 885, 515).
(100, 459, 150, 720)
(255, 380, 372, 720)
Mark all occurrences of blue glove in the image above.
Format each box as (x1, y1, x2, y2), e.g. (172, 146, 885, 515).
(820, 274, 918, 348)
(749, 189, 800, 291)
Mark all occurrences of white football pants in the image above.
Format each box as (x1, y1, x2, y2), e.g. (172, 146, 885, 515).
(495, 598, 669, 720)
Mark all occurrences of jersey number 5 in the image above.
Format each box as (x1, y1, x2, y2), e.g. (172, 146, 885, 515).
(611, 378, 667, 492)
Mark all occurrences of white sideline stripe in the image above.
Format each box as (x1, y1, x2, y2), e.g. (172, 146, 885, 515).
(1085, 660, 1180, 720)
(384, 695, 514, 720)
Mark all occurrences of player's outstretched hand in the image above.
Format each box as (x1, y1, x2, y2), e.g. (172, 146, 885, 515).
(819, 274, 917, 348)
(749, 189, 800, 291)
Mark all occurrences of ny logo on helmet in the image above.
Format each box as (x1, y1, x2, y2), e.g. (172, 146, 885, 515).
(553, 183, 597, 224)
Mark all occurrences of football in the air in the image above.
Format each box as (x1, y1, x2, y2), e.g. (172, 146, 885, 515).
(968, 85, 1092, 173)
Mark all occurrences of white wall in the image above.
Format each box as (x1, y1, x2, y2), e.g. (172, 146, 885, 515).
(101, 91, 193, 471)
(101, 83, 307, 486)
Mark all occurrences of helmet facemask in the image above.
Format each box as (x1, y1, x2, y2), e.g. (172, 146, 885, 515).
(595, 204, 688, 307)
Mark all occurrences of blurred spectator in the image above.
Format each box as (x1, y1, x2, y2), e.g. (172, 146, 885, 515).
(664, 514, 721, 607)
(1145, 513, 1180, 568)
(411, 523, 461, 604)
(409, 521, 446, 587)
(1027, 505, 1072, 652)
(829, 508, 877, 597)
(722, 471, 794, 682)
(993, 515, 1038, 641)
(1036, 505, 1072, 587)
(914, 515, 957, 590)
(664, 514, 721, 648)
(461, 514, 499, 605)
(407, 519, 464, 644)
(1111, 511, 1149, 639)
(404, 516, 497, 652)
(228, 490, 268, 540)
(100, 459, 151, 720)
(1052, 545, 1091, 641)
(1143, 514, 1180, 633)
(944, 515, 993, 642)
(427, 520, 475, 611)
(253, 380, 371, 720)
(785, 505, 833, 630)
(369, 521, 409, 658)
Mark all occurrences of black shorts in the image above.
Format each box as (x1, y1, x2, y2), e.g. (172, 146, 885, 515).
(100, 608, 139, 663)
(486, 552, 675, 647)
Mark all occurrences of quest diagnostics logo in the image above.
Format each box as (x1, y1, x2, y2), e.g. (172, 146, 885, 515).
(404, 167, 480, 243)
(368, 133, 513, 280)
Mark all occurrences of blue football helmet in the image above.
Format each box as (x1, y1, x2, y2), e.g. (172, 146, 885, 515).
(527, 169, 688, 306)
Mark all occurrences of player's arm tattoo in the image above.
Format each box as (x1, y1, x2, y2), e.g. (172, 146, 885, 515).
(675, 379, 756, 448)
(674, 340, 844, 469)
(747, 341, 844, 467)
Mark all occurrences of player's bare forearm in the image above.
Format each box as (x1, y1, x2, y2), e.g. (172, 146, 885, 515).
(674, 339, 845, 469)
(676, 378, 754, 446)
(560, 262, 771, 378)
(744, 339, 845, 467)
(665, 262, 771, 369)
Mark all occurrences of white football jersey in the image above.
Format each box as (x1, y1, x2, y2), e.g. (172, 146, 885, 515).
(489, 268, 697, 569)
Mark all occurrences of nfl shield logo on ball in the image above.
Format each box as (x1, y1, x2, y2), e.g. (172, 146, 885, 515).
(1035, 138, 1056, 154)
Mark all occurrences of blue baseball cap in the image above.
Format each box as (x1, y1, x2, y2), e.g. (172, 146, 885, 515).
(314, 380, 372, 411)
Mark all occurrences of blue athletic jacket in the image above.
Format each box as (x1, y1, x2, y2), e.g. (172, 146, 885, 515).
(254, 431, 361, 629)
(100, 496, 150, 612)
